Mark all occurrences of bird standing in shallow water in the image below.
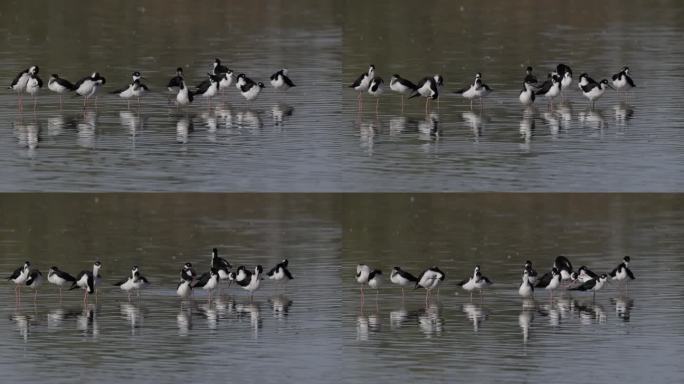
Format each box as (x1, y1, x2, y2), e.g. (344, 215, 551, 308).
(270, 69, 296, 90)
(519, 269, 534, 298)
(611, 66, 635, 97)
(609, 256, 635, 292)
(390, 266, 419, 299)
(410, 75, 441, 114)
(367, 76, 384, 114)
(47, 266, 77, 300)
(25, 270, 43, 302)
(74, 72, 106, 109)
(535, 267, 561, 300)
(48, 74, 75, 109)
(389, 74, 418, 111)
(25, 68, 43, 111)
(569, 273, 608, 300)
(267, 259, 293, 290)
(8, 66, 38, 111)
(416, 266, 445, 305)
(349, 64, 375, 110)
(7, 261, 31, 302)
(580, 78, 613, 110)
(356, 264, 371, 304)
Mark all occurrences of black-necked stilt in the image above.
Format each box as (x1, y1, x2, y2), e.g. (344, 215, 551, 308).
(267, 259, 293, 287)
(167, 67, 184, 94)
(611, 66, 635, 95)
(175, 80, 194, 107)
(577, 265, 599, 283)
(581, 78, 613, 109)
(48, 74, 75, 109)
(8, 66, 38, 111)
(210, 248, 232, 282)
(535, 267, 561, 299)
(192, 268, 219, 302)
(367, 76, 384, 113)
(554, 255, 573, 282)
(416, 266, 445, 305)
(25, 270, 43, 301)
(193, 73, 220, 108)
(114, 266, 149, 301)
(237, 265, 263, 300)
(218, 71, 234, 95)
(25, 69, 43, 111)
(524, 260, 538, 284)
(177, 272, 193, 299)
(240, 81, 265, 101)
(92, 261, 103, 295)
(519, 269, 534, 298)
(181, 262, 197, 282)
(535, 73, 561, 108)
(212, 58, 229, 75)
(270, 69, 296, 90)
(7, 261, 31, 300)
(389, 74, 418, 110)
(519, 81, 536, 105)
(454, 73, 492, 109)
(524, 66, 538, 86)
(609, 256, 635, 287)
(458, 265, 492, 301)
(47, 266, 76, 299)
(349, 64, 375, 108)
(569, 273, 608, 300)
(112, 72, 148, 108)
(356, 264, 371, 302)
(367, 269, 382, 299)
(556, 63, 573, 99)
(70, 268, 95, 304)
(390, 266, 419, 298)
(410, 75, 440, 114)
(74, 72, 106, 108)
(235, 73, 255, 91)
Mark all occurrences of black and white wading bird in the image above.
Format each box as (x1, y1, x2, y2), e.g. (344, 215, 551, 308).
(349, 64, 375, 108)
(177, 271, 193, 299)
(193, 74, 220, 108)
(218, 71, 235, 95)
(210, 248, 232, 286)
(457, 265, 492, 301)
(7, 261, 31, 300)
(48, 74, 75, 109)
(535, 73, 561, 108)
(236, 265, 264, 300)
(235, 73, 255, 91)
(192, 268, 219, 302)
(390, 266, 419, 298)
(577, 265, 599, 283)
(70, 262, 101, 304)
(454, 73, 492, 109)
(609, 256, 635, 288)
(167, 67, 184, 94)
(524, 66, 538, 86)
(367, 269, 382, 303)
(25, 68, 43, 111)
(114, 266, 149, 301)
(535, 267, 561, 299)
(74, 72, 106, 108)
(267, 259, 293, 288)
(8, 66, 38, 111)
(580, 78, 612, 109)
(556, 63, 573, 99)
(524, 260, 538, 285)
(519, 80, 536, 106)
(175, 80, 193, 108)
(611, 67, 635, 95)
(519, 269, 534, 298)
(47, 266, 77, 299)
(416, 266, 446, 305)
(410, 75, 441, 114)
(212, 58, 229, 75)
(270, 69, 296, 90)
(367, 76, 384, 113)
(240, 81, 265, 102)
(389, 74, 418, 110)
(356, 264, 372, 303)
(112, 72, 149, 109)
(553, 255, 573, 283)
(25, 270, 43, 301)
(569, 273, 608, 300)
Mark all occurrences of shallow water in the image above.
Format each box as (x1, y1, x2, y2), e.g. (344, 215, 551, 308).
(1, 1, 683, 191)
(1, 194, 683, 383)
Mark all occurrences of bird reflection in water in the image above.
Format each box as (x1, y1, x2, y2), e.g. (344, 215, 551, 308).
(576, 300, 607, 325)
(120, 303, 143, 335)
(269, 295, 293, 320)
(542, 111, 561, 138)
(418, 112, 440, 141)
(519, 298, 536, 345)
(462, 111, 486, 140)
(610, 296, 634, 321)
(236, 110, 263, 132)
(236, 302, 262, 338)
(578, 110, 606, 132)
(119, 110, 144, 137)
(359, 120, 377, 156)
(557, 102, 572, 130)
(77, 111, 97, 149)
(272, 104, 294, 129)
(389, 116, 407, 136)
(76, 305, 99, 338)
(175, 115, 193, 144)
(356, 310, 381, 341)
(418, 303, 443, 338)
(519, 107, 535, 149)
(462, 303, 489, 332)
(389, 307, 408, 329)
(613, 103, 634, 128)
(13, 118, 40, 152)
(198, 302, 219, 330)
(9, 311, 36, 343)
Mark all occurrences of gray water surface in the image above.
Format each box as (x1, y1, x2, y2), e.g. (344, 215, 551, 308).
(1, 194, 683, 383)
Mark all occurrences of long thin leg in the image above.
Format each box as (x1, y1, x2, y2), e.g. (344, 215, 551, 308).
(34, 96, 37, 111)
(401, 95, 404, 112)
(60, 95, 63, 110)
(375, 98, 379, 114)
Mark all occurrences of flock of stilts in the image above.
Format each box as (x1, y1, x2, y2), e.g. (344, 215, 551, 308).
(349, 63, 636, 113)
(6, 248, 293, 304)
(6, 58, 296, 111)
(356, 256, 635, 305)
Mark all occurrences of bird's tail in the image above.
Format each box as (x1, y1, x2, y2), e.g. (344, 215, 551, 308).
(69, 283, 79, 290)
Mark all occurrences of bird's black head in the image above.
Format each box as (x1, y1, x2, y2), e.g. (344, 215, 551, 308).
(177, 67, 183, 73)
(600, 79, 609, 85)
(212, 248, 218, 255)
(24, 261, 31, 267)
(133, 71, 141, 77)
(475, 72, 482, 79)
(623, 66, 630, 73)
(50, 266, 58, 270)
(214, 58, 221, 65)
(258, 82, 265, 88)
(551, 267, 559, 275)
(94, 261, 102, 266)
(237, 73, 245, 79)
(51, 73, 59, 79)
(256, 265, 264, 273)
(526, 66, 533, 73)
(210, 268, 219, 275)
(184, 262, 192, 268)
(624, 256, 631, 263)
(434, 74, 444, 86)
(31, 66, 40, 74)
(392, 74, 400, 79)
(525, 260, 532, 266)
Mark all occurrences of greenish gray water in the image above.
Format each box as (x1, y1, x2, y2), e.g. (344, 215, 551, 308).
(1, 194, 683, 383)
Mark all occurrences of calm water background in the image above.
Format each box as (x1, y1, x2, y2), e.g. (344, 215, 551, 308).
(1, 194, 683, 383)
(0, 0, 682, 191)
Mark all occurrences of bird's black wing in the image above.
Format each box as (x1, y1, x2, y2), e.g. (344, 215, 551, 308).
(524, 74, 538, 84)
(554, 256, 573, 272)
(535, 80, 552, 95)
(283, 267, 294, 280)
(611, 72, 620, 81)
(569, 279, 596, 291)
(236, 270, 252, 287)
(7, 266, 22, 280)
(625, 267, 635, 280)
(194, 79, 211, 94)
(167, 76, 183, 88)
(535, 271, 552, 288)
(72, 76, 89, 91)
(267, 265, 279, 277)
(283, 75, 296, 87)
(36, 75, 43, 87)
(398, 77, 418, 91)
(113, 277, 128, 286)
(192, 272, 210, 288)
(56, 269, 77, 282)
(9, 69, 28, 88)
(70, 271, 87, 289)
(481, 276, 493, 285)
(349, 72, 366, 88)
(56, 77, 75, 90)
(581, 82, 599, 93)
(453, 85, 470, 95)
(557, 64, 572, 76)
(139, 83, 150, 91)
(270, 71, 280, 81)
(110, 85, 129, 94)
(138, 275, 150, 284)
(215, 64, 228, 74)
(625, 74, 636, 87)
(398, 269, 419, 282)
